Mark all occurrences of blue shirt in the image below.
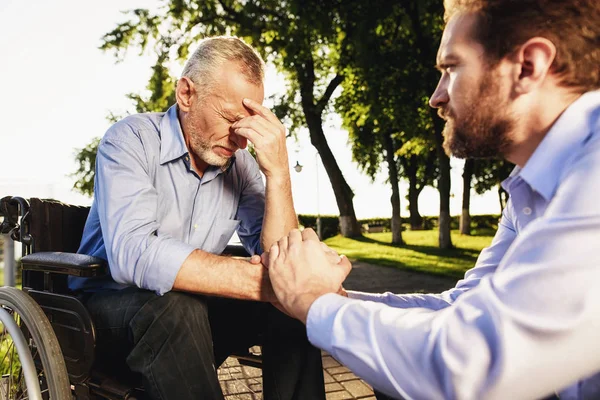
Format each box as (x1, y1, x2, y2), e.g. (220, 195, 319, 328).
(308, 90, 600, 400)
(74, 105, 265, 295)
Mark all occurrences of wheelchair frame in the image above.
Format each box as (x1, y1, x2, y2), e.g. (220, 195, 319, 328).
(0, 196, 262, 400)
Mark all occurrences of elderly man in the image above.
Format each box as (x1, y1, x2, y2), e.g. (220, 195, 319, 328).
(75, 37, 325, 400)
(266, 1, 600, 399)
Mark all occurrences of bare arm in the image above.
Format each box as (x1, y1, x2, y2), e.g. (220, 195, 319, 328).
(233, 98, 298, 251)
(173, 249, 276, 301)
(261, 171, 297, 252)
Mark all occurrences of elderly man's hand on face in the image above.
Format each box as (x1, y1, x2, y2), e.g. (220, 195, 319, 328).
(264, 228, 352, 324)
(231, 98, 289, 180)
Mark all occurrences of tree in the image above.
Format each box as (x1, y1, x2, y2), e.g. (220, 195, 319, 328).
(336, 0, 447, 245)
(460, 159, 475, 235)
(335, 64, 404, 244)
(472, 159, 514, 212)
(392, 0, 452, 248)
(460, 159, 514, 235)
(90, 0, 362, 237)
(397, 137, 437, 230)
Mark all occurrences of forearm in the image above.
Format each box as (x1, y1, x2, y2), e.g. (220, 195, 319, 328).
(173, 249, 276, 301)
(260, 173, 298, 251)
(347, 290, 455, 310)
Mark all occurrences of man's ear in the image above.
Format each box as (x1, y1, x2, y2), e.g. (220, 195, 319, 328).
(512, 37, 557, 95)
(176, 77, 196, 112)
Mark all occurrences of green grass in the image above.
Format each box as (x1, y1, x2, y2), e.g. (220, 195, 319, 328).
(324, 229, 495, 278)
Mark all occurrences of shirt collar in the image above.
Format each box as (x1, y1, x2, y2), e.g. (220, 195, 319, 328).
(513, 90, 600, 201)
(159, 104, 188, 165)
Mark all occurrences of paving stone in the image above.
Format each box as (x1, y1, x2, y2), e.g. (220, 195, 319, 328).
(249, 383, 262, 392)
(333, 372, 361, 382)
(221, 379, 254, 395)
(224, 393, 261, 400)
(241, 366, 262, 378)
(322, 356, 342, 368)
(341, 380, 373, 397)
(326, 390, 355, 400)
(323, 370, 335, 383)
(327, 366, 351, 374)
(325, 382, 344, 392)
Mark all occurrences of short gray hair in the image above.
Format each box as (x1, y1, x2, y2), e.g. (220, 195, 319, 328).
(181, 36, 265, 95)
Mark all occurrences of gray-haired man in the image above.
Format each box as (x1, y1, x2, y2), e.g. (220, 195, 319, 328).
(75, 36, 325, 400)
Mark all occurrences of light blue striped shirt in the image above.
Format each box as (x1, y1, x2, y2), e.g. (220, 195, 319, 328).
(308, 90, 600, 399)
(73, 105, 265, 295)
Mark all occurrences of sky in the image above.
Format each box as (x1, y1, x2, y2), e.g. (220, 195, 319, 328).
(0, 0, 501, 219)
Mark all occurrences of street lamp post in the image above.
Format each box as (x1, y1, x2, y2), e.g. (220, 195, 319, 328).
(294, 154, 322, 239)
(315, 153, 322, 240)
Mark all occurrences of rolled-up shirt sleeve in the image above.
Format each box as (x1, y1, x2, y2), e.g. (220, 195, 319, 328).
(347, 204, 518, 311)
(96, 132, 195, 295)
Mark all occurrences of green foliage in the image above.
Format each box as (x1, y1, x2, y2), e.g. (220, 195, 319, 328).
(71, 137, 100, 196)
(297, 214, 339, 240)
(324, 229, 494, 278)
(127, 52, 177, 114)
(472, 159, 514, 194)
(0, 320, 23, 390)
(334, 0, 443, 222)
(358, 217, 393, 230)
(300, 213, 501, 239)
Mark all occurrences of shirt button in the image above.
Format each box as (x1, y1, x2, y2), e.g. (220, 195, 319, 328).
(194, 224, 198, 230)
(523, 207, 532, 215)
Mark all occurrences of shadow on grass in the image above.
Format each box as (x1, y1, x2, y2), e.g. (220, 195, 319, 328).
(351, 235, 481, 262)
(354, 256, 466, 279)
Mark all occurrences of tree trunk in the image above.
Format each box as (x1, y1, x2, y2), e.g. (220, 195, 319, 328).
(297, 56, 361, 238)
(407, 2, 453, 248)
(306, 115, 361, 237)
(460, 159, 474, 235)
(382, 131, 403, 245)
(432, 115, 453, 249)
(407, 175, 423, 230)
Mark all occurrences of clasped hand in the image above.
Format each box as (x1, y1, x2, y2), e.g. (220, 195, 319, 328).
(260, 228, 352, 324)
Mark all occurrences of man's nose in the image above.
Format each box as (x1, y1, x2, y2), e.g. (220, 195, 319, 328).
(230, 131, 248, 150)
(429, 78, 449, 108)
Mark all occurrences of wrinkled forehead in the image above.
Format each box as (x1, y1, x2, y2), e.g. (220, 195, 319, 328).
(212, 66, 265, 116)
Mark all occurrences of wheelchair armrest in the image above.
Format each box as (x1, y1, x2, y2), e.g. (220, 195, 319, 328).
(21, 252, 108, 277)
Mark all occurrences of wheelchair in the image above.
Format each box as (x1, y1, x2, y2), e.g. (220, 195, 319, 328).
(0, 196, 262, 400)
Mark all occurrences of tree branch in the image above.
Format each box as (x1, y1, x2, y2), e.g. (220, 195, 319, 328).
(316, 74, 344, 113)
(217, 0, 240, 17)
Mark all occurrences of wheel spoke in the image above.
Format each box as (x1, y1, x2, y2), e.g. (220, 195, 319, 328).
(0, 306, 41, 399)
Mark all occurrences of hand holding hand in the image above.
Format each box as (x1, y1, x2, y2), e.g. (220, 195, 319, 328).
(261, 240, 343, 266)
(267, 228, 352, 323)
(231, 98, 289, 180)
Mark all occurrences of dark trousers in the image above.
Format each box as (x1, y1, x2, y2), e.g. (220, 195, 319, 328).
(84, 287, 325, 400)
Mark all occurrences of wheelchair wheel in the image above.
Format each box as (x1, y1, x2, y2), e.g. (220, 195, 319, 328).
(0, 287, 71, 399)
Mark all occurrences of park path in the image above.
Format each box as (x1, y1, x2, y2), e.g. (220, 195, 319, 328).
(219, 261, 459, 399)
